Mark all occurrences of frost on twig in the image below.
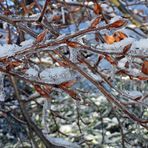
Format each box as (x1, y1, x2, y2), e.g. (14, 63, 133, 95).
(0, 72, 5, 101)
(69, 47, 79, 63)
(42, 100, 50, 134)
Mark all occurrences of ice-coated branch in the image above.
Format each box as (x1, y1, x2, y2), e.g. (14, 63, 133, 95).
(0, 72, 5, 102)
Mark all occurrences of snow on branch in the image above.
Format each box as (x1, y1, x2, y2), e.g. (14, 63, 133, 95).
(97, 38, 148, 51)
(26, 67, 78, 85)
(0, 39, 34, 58)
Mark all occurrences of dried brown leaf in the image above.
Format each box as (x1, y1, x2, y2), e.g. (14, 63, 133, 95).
(142, 61, 148, 75)
(117, 31, 128, 39)
(90, 16, 102, 28)
(93, 3, 102, 15)
(66, 41, 80, 48)
(104, 34, 115, 44)
(59, 80, 76, 88)
(123, 44, 132, 54)
(36, 29, 48, 43)
(109, 20, 128, 29)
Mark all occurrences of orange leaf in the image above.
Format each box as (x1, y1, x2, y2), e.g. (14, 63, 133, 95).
(113, 31, 127, 42)
(109, 20, 128, 29)
(123, 44, 132, 54)
(90, 16, 102, 28)
(93, 3, 102, 15)
(36, 29, 48, 43)
(112, 31, 128, 43)
(117, 31, 127, 39)
(104, 34, 115, 44)
(142, 61, 148, 75)
(66, 41, 80, 48)
(113, 34, 120, 42)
